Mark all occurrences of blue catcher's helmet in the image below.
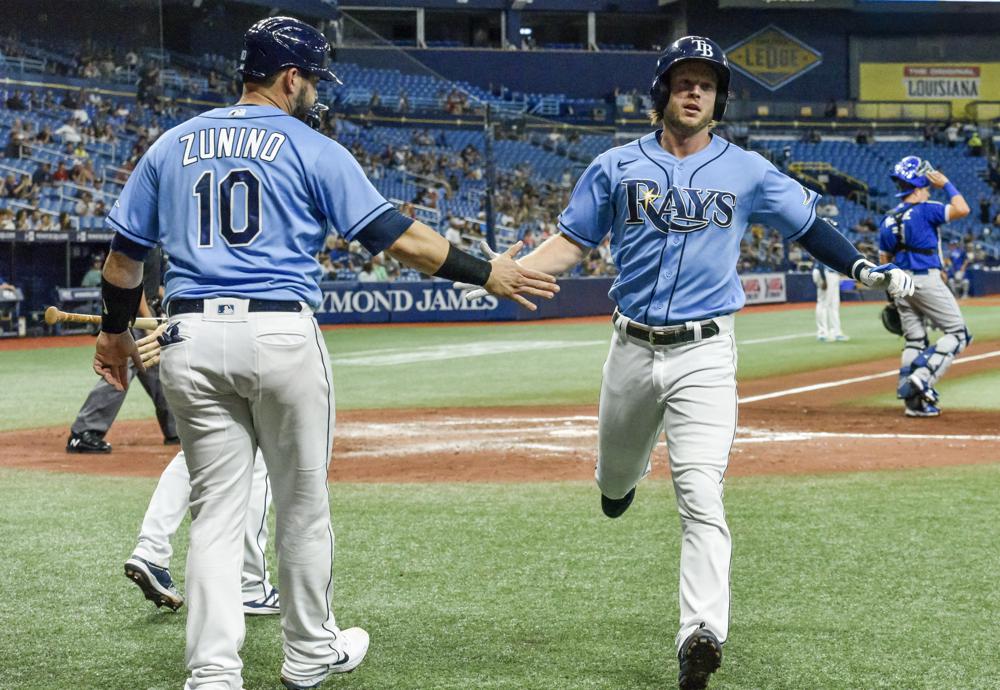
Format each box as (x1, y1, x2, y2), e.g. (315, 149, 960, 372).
(649, 36, 731, 121)
(890, 156, 934, 197)
(238, 16, 340, 84)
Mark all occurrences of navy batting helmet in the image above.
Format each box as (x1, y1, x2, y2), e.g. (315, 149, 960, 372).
(649, 36, 730, 121)
(238, 16, 340, 84)
(890, 155, 934, 198)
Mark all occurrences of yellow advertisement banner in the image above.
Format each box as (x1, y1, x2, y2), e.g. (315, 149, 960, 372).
(860, 62, 1000, 111)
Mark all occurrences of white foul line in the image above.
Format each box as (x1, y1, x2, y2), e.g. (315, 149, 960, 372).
(739, 332, 815, 345)
(740, 350, 1000, 404)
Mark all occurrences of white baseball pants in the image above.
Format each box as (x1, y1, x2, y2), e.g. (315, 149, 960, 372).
(132, 449, 273, 600)
(813, 268, 843, 340)
(596, 314, 737, 654)
(160, 299, 350, 690)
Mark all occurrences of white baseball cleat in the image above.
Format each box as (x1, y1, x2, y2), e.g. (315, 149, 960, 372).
(280, 627, 370, 688)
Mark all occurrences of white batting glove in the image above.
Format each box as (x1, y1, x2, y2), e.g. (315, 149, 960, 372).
(455, 240, 501, 301)
(856, 260, 915, 299)
(135, 322, 168, 367)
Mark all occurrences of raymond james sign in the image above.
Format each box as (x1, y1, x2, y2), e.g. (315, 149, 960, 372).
(318, 285, 499, 317)
(314, 278, 616, 325)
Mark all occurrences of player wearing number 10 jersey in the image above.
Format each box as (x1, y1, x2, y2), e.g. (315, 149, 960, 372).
(108, 104, 381, 308)
(96, 16, 555, 690)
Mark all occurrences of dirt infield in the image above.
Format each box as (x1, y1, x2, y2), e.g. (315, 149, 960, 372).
(3, 340, 998, 482)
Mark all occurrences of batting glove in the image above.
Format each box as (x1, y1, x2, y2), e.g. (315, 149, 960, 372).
(455, 240, 500, 301)
(856, 261, 915, 299)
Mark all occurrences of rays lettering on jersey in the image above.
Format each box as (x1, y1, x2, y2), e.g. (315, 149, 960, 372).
(621, 179, 736, 233)
(178, 128, 287, 167)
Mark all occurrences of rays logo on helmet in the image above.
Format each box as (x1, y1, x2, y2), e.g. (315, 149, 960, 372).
(693, 40, 714, 57)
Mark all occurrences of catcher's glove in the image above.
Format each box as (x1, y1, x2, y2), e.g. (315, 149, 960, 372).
(881, 303, 903, 336)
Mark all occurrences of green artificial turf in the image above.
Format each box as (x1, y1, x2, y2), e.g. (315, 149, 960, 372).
(2, 302, 998, 430)
(1, 465, 999, 689)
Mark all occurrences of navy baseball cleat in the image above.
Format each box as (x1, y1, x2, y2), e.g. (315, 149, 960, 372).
(244, 585, 280, 615)
(678, 626, 723, 690)
(66, 430, 111, 453)
(124, 555, 184, 611)
(280, 627, 370, 688)
(601, 487, 635, 518)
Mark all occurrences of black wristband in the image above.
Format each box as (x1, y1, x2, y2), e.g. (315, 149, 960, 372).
(433, 244, 493, 286)
(101, 276, 143, 334)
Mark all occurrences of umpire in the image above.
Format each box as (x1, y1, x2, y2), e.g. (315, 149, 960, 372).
(66, 248, 177, 452)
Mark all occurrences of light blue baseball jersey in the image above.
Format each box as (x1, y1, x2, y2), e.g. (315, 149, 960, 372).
(558, 131, 819, 325)
(108, 104, 393, 308)
(878, 201, 946, 271)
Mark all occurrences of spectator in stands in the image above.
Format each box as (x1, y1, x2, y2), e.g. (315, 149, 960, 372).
(55, 118, 82, 144)
(71, 91, 90, 124)
(444, 218, 463, 247)
(370, 254, 390, 281)
(779, 145, 792, 171)
(816, 196, 840, 219)
(59, 212, 75, 231)
(35, 126, 53, 146)
(0, 209, 14, 230)
(81, 256, 104, 287)
(968, 131, 984, 157)
(0, 174, 13, 198)
(922, 123, 937, 143)
(14, 210, 30, 230)
(945, 121, 959, 148)
(980, 197, 992, 225)
(136, 64, 162, 105)
(32, 163, 52, 187)
(72, 160, 96, 185)
(357, 260, 377, 282)
(52, 161, 69, 183)
(397, 89, 410, 114)
(824, 99, 837, 118)
(74, 192, 95, 217)
(367, 91, 381, 113)
(852, 217, 877, 234)
(5, 91, 27, 111)
(855, 127, 873, 145)
(11, 174, 34, 200)
(4, 122, 27, 158)
(93, 199, 107, 218)
(36, 214, 54, 232)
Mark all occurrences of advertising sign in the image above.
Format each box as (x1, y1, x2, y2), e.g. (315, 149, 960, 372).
(726, 26, 823, 91)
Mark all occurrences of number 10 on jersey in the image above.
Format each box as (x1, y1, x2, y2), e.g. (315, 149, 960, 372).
(193, 169, 262, 247)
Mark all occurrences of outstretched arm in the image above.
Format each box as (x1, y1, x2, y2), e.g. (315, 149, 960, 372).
(385, 219, 559, 310)
(514, 233, 588, 276)
(796, 217, 914, 299)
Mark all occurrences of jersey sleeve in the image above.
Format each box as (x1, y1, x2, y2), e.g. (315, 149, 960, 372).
(106, 148, 160, 247)
(556, 155, 612, 248)
(925, 201, 947, 226)
(748, 161, 819, 241)
(878, 218, 898, 254)
(309, 140, 393, 242)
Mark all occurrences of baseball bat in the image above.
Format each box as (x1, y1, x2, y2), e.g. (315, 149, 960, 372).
(44, 306, 162, 331)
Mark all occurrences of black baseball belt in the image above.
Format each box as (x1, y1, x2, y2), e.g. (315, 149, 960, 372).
(612, 309, 720, 346)
(167, 299, 303, 316)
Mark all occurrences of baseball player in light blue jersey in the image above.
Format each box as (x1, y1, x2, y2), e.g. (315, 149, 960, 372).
(475, 36, 913, 689)
(879, 156, 972, 417)
(91, 17, 556, 690)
